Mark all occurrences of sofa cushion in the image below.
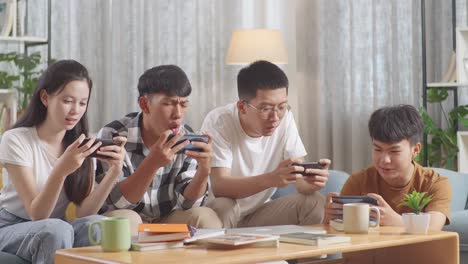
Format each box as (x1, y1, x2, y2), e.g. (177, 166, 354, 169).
(272, 170, 350, 199)
(0, 252, 28, 264)
(431, 168, 468, 211)
(318, 170, 350, 196)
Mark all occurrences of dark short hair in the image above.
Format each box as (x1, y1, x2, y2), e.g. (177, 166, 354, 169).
(237, 60, 289, 101)
(137, 65, 191, 98)
(368, 104, 424, 145)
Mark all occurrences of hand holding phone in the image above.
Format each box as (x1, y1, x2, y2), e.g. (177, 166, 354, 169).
(79, 138, 120, 158)
(292, 161, 325, 176)
(331, 196, 378, 206)
(167, 134, 209, 154)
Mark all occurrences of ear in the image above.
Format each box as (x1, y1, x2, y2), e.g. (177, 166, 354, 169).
(139, 96, 150, 113)
(40, 89, 48, 107)
(237, 100, 247, 115)
(411, 142, 422, 159)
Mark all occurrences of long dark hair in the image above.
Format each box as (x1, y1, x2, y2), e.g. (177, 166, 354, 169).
(14, 60, 93, 205)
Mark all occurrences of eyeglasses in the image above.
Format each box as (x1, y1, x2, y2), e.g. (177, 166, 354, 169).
(244, 101, 291, 119)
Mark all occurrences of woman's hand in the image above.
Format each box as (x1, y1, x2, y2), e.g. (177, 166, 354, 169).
(56, 134, 102, 176)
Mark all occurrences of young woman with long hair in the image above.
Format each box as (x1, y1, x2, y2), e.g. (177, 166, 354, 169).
(0, 60, 127, 264)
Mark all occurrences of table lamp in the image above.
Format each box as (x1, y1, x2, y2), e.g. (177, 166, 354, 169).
(225, 29, 288, 65)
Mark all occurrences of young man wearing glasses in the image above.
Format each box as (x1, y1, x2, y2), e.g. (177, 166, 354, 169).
(201, 60, 331, 228)
(96, 65, 222, 229)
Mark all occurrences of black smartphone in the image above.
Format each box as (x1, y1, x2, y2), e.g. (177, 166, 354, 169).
(167, 134, 209, 154)
(292, 162, 325, 176)
(79, 138, 120, 158)
(332, 196, 378, 206)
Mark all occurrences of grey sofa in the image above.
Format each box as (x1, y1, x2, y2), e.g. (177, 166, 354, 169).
(434, 168, 468, 263)
(273, 168, 468, 262)
(0, 252, 27, 264)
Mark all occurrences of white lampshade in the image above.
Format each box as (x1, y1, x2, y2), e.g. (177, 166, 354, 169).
(225, 29, 288, 65)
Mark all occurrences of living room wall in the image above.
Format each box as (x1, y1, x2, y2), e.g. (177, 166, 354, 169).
(3, 0, 466, 174)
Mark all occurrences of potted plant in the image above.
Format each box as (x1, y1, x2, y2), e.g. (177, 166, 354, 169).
(400, 190, 433, 235)
(0, 51, 42, 113)
(418, 88, 468, 170)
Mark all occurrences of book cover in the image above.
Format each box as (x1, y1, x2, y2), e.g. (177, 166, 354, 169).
(279, 232, 350, 246)
(16, 0, 25, 36)
(137, 224, 191, 243)
(0, 105, 7, 135)
(0, 0, 14, 36)
(183, 228, 226, 244)
(131, 240, 184, 252)
(138, 223, 190, 233)
(441, 51, 456, 83)
(199, 233, 279, 248)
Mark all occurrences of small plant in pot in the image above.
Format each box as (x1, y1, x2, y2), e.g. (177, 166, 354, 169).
(400, 190, 433, 235)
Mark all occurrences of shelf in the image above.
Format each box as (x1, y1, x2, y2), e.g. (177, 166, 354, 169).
(458, 131, 468, 173)
(0, 36, 47, 45)
(427, 82, 468, 87)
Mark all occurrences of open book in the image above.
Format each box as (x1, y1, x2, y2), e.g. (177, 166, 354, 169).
(183, 228, 226, 244)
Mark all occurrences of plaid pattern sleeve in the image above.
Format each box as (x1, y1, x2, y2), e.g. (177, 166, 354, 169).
(95, 112, 208, 221)
(96, 113, 140, 210)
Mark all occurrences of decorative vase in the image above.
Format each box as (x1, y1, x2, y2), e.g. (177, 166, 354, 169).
(402, 213, 431, 235)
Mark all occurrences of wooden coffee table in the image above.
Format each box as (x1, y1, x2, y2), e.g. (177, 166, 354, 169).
(55, 225, 459, 264)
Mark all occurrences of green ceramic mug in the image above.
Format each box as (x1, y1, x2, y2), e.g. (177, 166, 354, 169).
(88, 217, 131, 252)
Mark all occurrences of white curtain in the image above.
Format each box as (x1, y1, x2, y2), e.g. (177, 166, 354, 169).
(13, 0, 464, 174)
(297, 0, 425, 173)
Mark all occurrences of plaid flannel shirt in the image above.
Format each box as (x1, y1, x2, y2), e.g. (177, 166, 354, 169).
(95, 112, 207, 222)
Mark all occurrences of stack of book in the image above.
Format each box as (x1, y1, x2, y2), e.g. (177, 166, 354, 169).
(131, 224, 228, 251)
(131, 223, 191, 252)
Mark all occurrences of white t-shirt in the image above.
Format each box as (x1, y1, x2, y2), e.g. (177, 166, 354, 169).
(0, 127, 69, 219)
(201, 103, 307, 217)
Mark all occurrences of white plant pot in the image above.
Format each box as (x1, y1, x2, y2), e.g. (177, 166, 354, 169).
(402, 213, 431, 235)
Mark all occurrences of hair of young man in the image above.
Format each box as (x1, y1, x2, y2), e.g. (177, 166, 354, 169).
(368, 104, 424, 146)
(14, 59, 94, 205)
(237, 60, 289, 101)
(137, 65, 191, 99)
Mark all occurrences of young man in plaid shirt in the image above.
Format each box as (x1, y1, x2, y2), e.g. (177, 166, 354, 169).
(96, 65, 222, 228)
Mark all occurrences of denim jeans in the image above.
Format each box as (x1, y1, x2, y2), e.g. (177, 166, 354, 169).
(0, 208, 104, 264)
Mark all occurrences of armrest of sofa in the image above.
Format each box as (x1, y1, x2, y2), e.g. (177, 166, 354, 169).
(443, 210, 468, 251)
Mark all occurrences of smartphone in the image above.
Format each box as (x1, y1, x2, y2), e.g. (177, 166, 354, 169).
(332, 196, 378, 206)
(79, 138, 120, 158)
(292, 162, 324, 176)
(167, 134, 209, 154)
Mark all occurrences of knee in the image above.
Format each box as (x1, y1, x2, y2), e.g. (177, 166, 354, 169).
(300, 192, 326, 222)
(293, 191, 325, 207)
(305, 191, 326, 207)
(207, 197, 239, 217)
(36, 219, 74, 249)
(105, 209, 142, 236)
(206, 197, 240, 228)
(187, 207, 222, 229)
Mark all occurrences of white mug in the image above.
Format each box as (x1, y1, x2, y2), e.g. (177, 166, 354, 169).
(343, 203, 380, 234)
